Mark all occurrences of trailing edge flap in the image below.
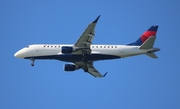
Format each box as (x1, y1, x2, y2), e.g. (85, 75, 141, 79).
(139, 36, 156, 49)
(145, 53, 158, 58)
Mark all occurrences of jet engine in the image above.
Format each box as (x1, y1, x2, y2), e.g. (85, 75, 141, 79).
(61, 46, 77, 54)
(64, 64, 79, 71)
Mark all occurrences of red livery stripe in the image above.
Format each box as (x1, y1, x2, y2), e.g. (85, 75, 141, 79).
(140, 31, 157, 42)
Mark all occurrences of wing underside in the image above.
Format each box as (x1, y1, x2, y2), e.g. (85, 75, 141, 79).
(74, 62, 107, 78)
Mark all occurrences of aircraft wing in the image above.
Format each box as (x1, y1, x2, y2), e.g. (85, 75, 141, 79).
(74, 61, 107, 78)
(74, 15, 100, 54)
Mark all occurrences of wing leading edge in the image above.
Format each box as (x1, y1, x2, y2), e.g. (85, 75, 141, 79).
(74, 15, 100, 54)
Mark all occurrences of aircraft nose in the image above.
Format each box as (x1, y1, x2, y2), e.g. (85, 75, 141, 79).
(14, 51, 20, 58)
(14, 50, 25, 58)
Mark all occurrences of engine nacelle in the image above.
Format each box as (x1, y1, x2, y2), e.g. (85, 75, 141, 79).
(61, 46, 76, 54)
(64, 64, 79, 71)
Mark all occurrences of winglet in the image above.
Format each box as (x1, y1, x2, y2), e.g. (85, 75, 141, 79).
(93, 15, 101, 23)
(103, 72, 108, 77)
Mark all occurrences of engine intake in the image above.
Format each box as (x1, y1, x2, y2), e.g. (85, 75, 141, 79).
(61, 46, 76, 54)
(64, 64, 79, 71)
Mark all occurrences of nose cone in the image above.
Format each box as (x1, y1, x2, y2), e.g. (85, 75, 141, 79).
(14, 49, 26, 58)
(14, 51, 21, 58)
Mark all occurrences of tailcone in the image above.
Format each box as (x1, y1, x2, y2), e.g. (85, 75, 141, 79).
(147, 48, 160, 53)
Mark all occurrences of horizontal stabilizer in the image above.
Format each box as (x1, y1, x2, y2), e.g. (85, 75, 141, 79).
(145, 53, 158, 58)
(139, 36, 156, 49)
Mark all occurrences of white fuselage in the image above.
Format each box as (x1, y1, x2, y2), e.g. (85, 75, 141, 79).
(14, 44, 148, 62)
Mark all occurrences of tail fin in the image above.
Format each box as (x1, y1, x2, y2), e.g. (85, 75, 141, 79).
(128, 26, 158, 46)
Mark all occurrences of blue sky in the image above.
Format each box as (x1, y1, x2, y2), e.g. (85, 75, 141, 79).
(1, 0, 180, 109)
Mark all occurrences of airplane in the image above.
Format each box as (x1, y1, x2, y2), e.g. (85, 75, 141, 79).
(14, 15, 160, 78)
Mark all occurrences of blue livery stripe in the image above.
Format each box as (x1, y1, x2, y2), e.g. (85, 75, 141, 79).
(147, 25, 158, 31)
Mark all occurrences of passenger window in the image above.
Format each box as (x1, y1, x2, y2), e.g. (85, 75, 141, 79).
(26, 46, 29, 48)
(96, 46, 98, 48)
(104, 46, 106, 48)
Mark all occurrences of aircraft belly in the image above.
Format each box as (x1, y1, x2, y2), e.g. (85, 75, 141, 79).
(58, 54, 120, 62)
(24, 54, 120, 62)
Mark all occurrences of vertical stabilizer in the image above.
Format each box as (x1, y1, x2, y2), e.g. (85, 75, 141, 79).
(128, 26, 158, 46)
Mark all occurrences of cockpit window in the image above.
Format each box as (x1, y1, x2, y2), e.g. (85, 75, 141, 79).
(26, 46, 29, 48)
